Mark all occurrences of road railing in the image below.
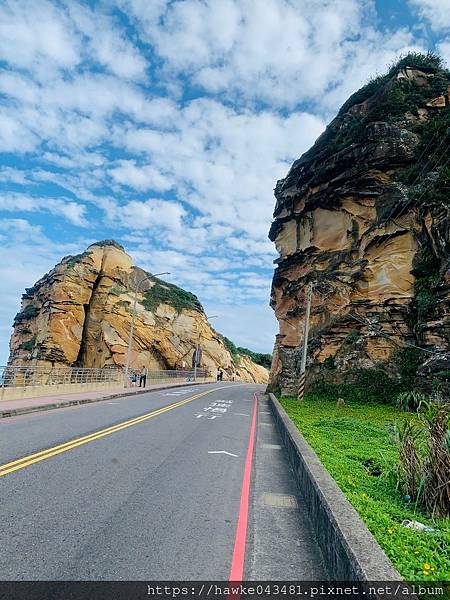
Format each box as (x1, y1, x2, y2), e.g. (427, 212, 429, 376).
(0, 365, 121, 388)
(126, 368, 208, 386)
(1, 365, 209, 389)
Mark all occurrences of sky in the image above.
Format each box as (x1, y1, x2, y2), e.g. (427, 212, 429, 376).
(0, 0, 449, 364)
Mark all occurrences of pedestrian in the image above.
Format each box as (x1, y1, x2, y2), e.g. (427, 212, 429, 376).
(216, 367, 221, 382)
(219, 368, 223, 381)
(139, 366, 147, 388)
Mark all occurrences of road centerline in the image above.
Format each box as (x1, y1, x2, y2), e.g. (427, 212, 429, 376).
(0, 386, 227, 478)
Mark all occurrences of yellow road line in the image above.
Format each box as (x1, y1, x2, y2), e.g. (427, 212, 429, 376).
(0, 387, 220, 477)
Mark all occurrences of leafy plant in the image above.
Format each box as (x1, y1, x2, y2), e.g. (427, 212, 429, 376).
(392, 420, 424, 500)
(420, 401, 450, 518)
(396, 390, 427, 412)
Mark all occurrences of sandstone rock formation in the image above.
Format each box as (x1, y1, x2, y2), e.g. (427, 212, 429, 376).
(9, 241, 268, 384)
(268, 54, 450, 394)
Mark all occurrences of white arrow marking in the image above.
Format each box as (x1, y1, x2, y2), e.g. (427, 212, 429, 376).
(208, 451, 238, 457)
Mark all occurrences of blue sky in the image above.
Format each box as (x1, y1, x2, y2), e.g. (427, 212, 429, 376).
(0, 0, 449, 364)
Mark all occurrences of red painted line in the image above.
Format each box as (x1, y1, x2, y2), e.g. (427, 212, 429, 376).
(229, 392, 258, 583)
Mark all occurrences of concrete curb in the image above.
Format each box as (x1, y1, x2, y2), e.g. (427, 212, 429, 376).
(0, 381, 212, 419)
(268, 393, 402, 581)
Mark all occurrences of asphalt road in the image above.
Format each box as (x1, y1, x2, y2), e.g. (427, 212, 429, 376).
(0, 382, 326, 580)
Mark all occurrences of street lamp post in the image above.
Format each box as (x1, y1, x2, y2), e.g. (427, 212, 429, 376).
(193, 314, 218, 381)
(124, 272, 170, 387)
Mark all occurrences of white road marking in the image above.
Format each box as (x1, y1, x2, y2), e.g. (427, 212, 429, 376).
(208, 451, 238, 457)
(261, 443, 281, 449)
(234, 413, 249, 416)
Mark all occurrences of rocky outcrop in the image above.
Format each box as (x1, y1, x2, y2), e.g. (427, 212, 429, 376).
(9, 241, 269, 384)
(268, 55, 450, 394)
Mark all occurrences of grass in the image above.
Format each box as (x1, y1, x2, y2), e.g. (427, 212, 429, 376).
(280, 396, 450, 581)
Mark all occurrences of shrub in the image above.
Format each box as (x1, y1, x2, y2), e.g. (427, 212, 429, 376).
(392, 420, 423, 500)
(353, 368, 402, 404)
(19, 335, 36, 352)
(396, 390, 427, 412)
(142, 280, 203, 314)
(323, 355, 336, 370)
(420, 400, 450, 517)
(344, 330, 359, 344)
(393, 400, 450, 518)
(14, 304, 39, 322)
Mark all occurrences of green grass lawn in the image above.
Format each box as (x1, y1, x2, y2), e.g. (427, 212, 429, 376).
(280, 396, 450, 581)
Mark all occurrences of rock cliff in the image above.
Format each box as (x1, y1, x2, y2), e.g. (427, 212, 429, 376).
(9, 241, 269, 384)
(268, 53, 450, 394)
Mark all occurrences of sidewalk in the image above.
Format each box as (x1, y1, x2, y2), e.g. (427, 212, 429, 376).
(0, 380, 212, 419)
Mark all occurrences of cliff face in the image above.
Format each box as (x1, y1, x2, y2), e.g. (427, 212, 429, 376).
(268, 55, 450, 394)
(9, 241, 269, 384)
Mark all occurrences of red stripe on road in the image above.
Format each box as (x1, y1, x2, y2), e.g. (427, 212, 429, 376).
(229, 392, 258, 583)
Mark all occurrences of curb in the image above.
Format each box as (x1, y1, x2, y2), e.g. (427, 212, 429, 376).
(0, 381, 212, 419)
(268, 393, 402, 581)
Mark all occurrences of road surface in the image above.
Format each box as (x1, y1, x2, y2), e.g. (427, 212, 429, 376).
(0, 382, 326, 580)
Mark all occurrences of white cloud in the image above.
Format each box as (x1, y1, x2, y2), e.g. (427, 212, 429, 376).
(118, 199, 186, 231)
(0, 0, 444, 357)
(124, 0, 423, 109)
(408, 0, 450, 31)
(0, 193, 88, 227)
(109, 160, 172, 192)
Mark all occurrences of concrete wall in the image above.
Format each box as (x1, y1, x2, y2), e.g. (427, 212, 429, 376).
(0, 381, 123, 402)
(268, 393, 401, 581)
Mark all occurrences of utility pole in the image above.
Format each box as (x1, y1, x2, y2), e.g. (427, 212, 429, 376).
(298, 282, 313, 401)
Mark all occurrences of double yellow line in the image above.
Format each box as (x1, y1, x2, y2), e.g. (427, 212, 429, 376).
(0, 387, 218, 478)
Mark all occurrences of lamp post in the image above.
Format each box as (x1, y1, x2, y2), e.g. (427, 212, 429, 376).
(193, 314, 218, 381)
(124, 272, 170, 387)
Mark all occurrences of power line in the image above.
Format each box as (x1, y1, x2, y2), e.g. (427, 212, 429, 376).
(373, 126, 450, 251)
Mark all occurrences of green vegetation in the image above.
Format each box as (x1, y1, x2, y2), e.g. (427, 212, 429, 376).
(19, 335, 36, 352)
(14, 304, 39, 323)
(218, 334, 272, 368)
(313, 367, 404, 404)
(393, 401, 450, 518)
(338, 52, 446, 116)
(329, 52, 450, 159)
(396, 390, 427, 413)
(280, 395, 450, 580)
(142, 279, 203, 314)
(65, 251, 92, 269)
(316, 350, 429, 403)
(109, 286, 125, 296)
(410, 247, 442, 327)
(89, 239, 125, 251)
(236, 347, 272, 369)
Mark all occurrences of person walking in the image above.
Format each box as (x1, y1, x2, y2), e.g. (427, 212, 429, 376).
(139, 366, 147, 388)
(216, 367, 221, 382)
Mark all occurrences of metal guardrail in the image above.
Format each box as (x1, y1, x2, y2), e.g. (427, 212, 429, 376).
(127, 369, 208, 386)
(0, 366, 209, 388)
(0, 366, 121, 388)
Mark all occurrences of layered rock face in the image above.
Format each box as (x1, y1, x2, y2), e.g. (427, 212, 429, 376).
(269, 57, 450, 394)
(9, 241, 268, 384)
